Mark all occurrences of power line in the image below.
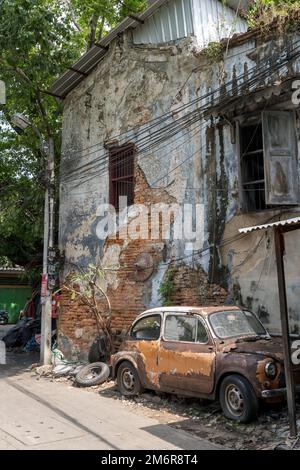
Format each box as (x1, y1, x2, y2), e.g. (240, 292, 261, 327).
(60, 39, 300, 190)
(60, 37, 300, 168)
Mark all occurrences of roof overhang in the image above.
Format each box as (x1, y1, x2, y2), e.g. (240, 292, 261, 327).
(49, 0, 170, 99)
(49, 0, 250, 99)
(239, 217, 300, 234)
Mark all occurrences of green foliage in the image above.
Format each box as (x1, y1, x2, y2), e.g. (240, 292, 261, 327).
(159, 267, 177, 307)
(70, 264, 106, 300)
(0, 121, 44, 265)
(71, 0, 147, 48)
(203, 41, 224, 62)
(0, 0, 146, 268)
(247, 0, 300, 31)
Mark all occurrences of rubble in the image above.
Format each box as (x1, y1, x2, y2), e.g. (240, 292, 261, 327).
(35, 362, 300, 450)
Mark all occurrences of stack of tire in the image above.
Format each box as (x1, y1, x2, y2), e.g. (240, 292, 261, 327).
(75, 335, 110, 387)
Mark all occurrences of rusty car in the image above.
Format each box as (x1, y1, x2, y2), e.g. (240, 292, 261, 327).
(111, 306, 300, 423)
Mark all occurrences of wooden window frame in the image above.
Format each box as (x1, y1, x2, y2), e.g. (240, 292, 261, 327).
(236, 111, 299, 213)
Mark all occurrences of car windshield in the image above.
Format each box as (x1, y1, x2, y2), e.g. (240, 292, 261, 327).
(209, 309, 267, 339)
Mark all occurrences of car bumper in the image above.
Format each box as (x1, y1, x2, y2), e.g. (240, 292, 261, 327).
(262, 385, 300, 398)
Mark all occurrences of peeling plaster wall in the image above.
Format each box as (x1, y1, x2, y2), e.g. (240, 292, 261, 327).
(59, 30, 300, 357)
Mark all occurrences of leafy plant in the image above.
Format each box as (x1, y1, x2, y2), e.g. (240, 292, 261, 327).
(0, 0, 146, 268)
(159, 267, 177, 306)
(203, 41, 224, 62)
(247, 0, 300, 32)
(63, 264, 113, 352)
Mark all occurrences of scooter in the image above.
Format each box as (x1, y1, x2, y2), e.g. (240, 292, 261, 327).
(0, 310, 9, 325)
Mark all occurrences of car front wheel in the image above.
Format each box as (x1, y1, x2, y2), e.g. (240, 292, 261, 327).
(219, 374, 259, 423)
(117, 361, 144, 397)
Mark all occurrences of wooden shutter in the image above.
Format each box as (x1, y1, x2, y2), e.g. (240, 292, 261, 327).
(262, 111, 298, 205)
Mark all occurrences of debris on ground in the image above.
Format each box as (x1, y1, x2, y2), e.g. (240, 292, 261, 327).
(34, 362, 300, 450)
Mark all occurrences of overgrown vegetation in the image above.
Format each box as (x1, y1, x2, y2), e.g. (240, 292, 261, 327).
(159, 267, 177, 306)
(0, 0, 146, 269)
(63, 264, 113, 352)
(247, 0, 300, 32)
(202, 41, 224, 62)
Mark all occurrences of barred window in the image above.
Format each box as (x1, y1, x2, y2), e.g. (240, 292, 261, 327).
(109, 143, 135, 211)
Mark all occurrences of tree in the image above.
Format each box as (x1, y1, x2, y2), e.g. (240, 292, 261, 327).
(0, 0, 146, 268)
(70, 0, 147, 49)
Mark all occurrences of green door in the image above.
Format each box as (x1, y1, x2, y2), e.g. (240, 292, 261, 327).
(0, 287, 32, 323)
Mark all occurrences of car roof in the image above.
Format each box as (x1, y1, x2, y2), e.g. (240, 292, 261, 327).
(137, 305, 240, 318)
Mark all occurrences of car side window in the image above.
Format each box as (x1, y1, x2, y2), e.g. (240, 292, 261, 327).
(164, 315, 197, 342)
(131, 315, 161, 341)
(197, 318, 208, 343)
(164, 315, 208, 343)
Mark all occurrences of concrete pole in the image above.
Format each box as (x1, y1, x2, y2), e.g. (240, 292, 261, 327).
(40, 137, 55, 365)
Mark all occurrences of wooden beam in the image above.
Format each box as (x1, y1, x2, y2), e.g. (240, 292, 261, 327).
(94, 43, 109, 51)
(68, 67, 88, 77)
(128, 14, 144, 23)
(274, 226, 298, 438)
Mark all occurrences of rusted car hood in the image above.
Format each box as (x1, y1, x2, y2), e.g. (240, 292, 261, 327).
(220, 336, 284, 362)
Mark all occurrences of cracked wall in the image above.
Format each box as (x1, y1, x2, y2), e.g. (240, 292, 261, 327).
(58, 30, 300, 358)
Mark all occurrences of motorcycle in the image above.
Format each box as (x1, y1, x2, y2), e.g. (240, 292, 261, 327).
(0, 310, 9, 325)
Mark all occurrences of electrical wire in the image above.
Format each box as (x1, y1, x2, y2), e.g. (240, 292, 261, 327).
(60, 37, 300, 168)
(60, 40, 300, 190)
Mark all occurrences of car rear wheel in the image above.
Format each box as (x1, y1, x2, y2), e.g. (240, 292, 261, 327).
(117, 361, 144, 397)
(220, 375, 258, 423)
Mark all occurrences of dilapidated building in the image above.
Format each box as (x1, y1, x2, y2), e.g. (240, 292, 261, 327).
(51, 0, 300, 359)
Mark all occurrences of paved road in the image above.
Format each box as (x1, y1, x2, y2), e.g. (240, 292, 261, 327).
(0, 355, 223, 450)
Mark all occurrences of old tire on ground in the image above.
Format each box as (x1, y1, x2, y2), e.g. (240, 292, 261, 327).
(117, 361, 144, 397)
(219, 374, 259, 423)
(75, 362, 110, 387)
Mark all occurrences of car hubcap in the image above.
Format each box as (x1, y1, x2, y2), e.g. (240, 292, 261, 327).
(225, 384, 244, 416)
(122, 369, 135, 391)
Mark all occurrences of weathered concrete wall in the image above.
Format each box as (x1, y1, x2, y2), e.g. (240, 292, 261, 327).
(59, 30, 300, 357)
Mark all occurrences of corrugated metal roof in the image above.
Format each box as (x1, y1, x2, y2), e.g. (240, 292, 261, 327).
(133, 0, 194, 44)
(239, 217, 300, 234)
(49, 0, 249, 99)
(50, 0, 169, 99)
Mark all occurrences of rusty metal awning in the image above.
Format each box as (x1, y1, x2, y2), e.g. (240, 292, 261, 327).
(239, 215, 300, 439)
(239, 216, 300, 234)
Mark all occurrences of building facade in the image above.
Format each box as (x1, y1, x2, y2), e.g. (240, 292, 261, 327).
(52, 0, 300, 359)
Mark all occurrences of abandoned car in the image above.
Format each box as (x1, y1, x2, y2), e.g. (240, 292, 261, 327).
(112, 306, 300, 423)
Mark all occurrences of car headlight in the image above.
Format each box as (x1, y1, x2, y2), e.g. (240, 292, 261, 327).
(265, 361, 277, 379)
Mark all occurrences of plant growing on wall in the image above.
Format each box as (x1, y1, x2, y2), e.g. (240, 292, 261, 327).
(202, 41, 224, 62)
(159, 267, 177, 306)
(63, 264, 113, 353)
(247, 0, 300, 32)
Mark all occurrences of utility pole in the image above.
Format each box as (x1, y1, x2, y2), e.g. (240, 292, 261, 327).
(11, 114, 56, 365)
(40, 136, 55, 365)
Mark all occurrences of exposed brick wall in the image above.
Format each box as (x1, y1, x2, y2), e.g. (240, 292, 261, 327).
(58, 166, 227, 360)
(168, 265, 228, 306)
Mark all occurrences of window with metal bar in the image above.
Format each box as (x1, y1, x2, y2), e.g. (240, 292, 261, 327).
(109, 143, 135, 211)
(240, 123, 266, 212)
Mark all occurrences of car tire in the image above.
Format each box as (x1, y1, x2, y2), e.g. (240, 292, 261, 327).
(219, 374, 259, 423)
(117, 361, 144, 397)
(75, 362, 110, 387)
